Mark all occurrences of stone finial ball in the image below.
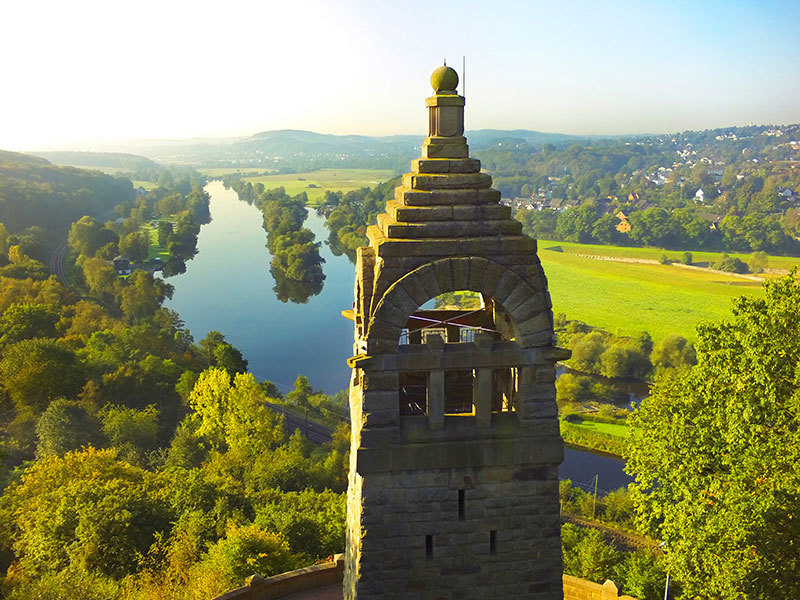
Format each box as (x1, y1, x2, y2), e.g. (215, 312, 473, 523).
(430, 65, 459, 93)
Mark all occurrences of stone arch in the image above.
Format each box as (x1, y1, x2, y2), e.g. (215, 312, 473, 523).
(367, 257, 553, 353)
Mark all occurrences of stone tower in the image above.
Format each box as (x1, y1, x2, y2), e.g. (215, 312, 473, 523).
(344, 65, 568, 600)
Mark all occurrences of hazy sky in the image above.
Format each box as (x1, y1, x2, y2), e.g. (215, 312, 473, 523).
(2, 0, 799, 150)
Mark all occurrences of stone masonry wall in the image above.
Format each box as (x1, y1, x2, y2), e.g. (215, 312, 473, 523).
(354, 465, 562, 599)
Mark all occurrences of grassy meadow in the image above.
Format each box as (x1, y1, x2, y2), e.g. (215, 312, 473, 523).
(241, 168, 395, 203)
(539, 239, 800, 272)
(199, 167, 278, 177)
(537, 240, 800, 341)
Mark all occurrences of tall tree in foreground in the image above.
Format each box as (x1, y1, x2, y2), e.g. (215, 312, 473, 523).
(626, 271, 800, 599)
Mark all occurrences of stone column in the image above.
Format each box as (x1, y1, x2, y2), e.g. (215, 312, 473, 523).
(474, 367, 492, 428)
(428, 369, 444, 430)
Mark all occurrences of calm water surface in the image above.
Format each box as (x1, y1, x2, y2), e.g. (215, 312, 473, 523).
(167, 181, 629, 490)
(166, 181, 354, 395)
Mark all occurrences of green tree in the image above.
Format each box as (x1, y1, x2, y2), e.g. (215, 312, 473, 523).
(0, 301, 60, 346)
(196, 523, 300, 589)
(212, 343, 248, 375)
(5, 447, 170, 578)
(157, 221, 173, 247)
(561, 523, 619, 582)
(35, 399, 104, 457)
(286, 375, 313, 407)
(650, 333, 696, 373)
(120, 270, 173, 321)
(119, 230, 150, 263)
(188, 368, 283, 455)
(749, 250, 769, 273)
(68, 216, 103, 257)
(0, 338, 86, 412)
(626, 272, 800, 598)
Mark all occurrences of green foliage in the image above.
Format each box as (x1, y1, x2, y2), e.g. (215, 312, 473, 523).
(5, 447, 170, 579)
(627, 272, 800, 598)
(188, 369, 283, 455)
(198, 523, 300, 588)
(4, 566, 120, 600)
(681, 251, 692, 265)
(286, 375, 313, 408)
(254, 488, 346, 562)
(120, 271, 173, 321)
(0, 338, 86, 412)
(613, 550, 670, 600)
(650, 333, 696, 373)
(35, 399, 104, 457)
(100, 405, 160, 462)
(0, 302, 59, 346)
(0, 153, 134, 234)
(749, 250, 769, 273)
(713, 252, 749, 273)
(561, 523, 620, 582)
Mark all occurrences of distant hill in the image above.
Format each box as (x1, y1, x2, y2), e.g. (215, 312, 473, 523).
(132, 128, 623, 172)
(0, 149, 50, 166)
(29, 151, 161, 172)
(0, 151, 134, 234)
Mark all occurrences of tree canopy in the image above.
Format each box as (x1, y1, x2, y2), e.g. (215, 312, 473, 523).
(626, 271, 800, 598)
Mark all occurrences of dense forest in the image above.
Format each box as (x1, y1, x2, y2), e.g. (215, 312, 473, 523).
(0, 153, 348, 599)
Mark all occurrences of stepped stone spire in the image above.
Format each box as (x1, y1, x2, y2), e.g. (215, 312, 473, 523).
(344, 66, 568, 600)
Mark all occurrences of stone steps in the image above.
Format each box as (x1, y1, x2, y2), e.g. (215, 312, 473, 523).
(376, 212, 522, 239)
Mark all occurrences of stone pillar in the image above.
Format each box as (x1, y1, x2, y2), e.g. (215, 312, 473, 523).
(428, 369, 444, 430)
(474, 367, 492, 427)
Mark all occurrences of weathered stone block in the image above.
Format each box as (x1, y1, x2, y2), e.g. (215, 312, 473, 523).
(373, 299, 407, 328)
(451, 257, 470, 290)
(413, 264, 441, 300)
(433, 259, 454, 292)
(406, 172, 493, 191)
(421, 142, 470, 159)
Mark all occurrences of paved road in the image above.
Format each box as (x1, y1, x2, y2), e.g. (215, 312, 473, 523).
(265, 402, 334, 445)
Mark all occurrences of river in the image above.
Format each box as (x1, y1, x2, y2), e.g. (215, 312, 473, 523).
(166, 181, 631, 492)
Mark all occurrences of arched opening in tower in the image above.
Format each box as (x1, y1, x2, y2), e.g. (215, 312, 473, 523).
(397, 291, 519, 419)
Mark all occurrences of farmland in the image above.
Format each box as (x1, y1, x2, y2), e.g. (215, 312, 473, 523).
(240, 168, 396, 203)
(538, 240, 800, 341)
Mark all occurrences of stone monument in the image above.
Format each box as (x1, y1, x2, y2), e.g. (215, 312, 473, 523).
(343, 65, 569, 599)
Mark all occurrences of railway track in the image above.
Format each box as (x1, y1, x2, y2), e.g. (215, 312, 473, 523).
(49, 241, 71, 287)
(264, 401, 334, 445)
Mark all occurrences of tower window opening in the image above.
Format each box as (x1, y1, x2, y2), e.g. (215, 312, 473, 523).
(445, 369, 473, 414)
(490, 530, 497, 554)
(399, 328, 409, 345)
(400, 371, 428, 415)
(492, 367, 518, 412)
(458, 489, 465, 521)
(426, 535, 434, 559)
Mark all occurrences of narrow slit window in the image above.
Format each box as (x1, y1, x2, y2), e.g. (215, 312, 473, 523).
(489, 530, 497, 555)
(458, 489, 465, 521)
(425, 535, 433, 559)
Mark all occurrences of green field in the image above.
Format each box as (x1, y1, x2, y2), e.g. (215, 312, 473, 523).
(242, 168, 395, 203)
(538, 239, 800, 272)
(199, 167, 278, 177)
(539, 242, 782, 341)
(142, 223, 171, 261)
(568, 416, 628, 438)
(130, 180, 158, 191)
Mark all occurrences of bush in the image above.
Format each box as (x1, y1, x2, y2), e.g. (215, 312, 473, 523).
(681, 251, 693, 265)
(561, 523, 620, 582)
(713, 253, 749, 273)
